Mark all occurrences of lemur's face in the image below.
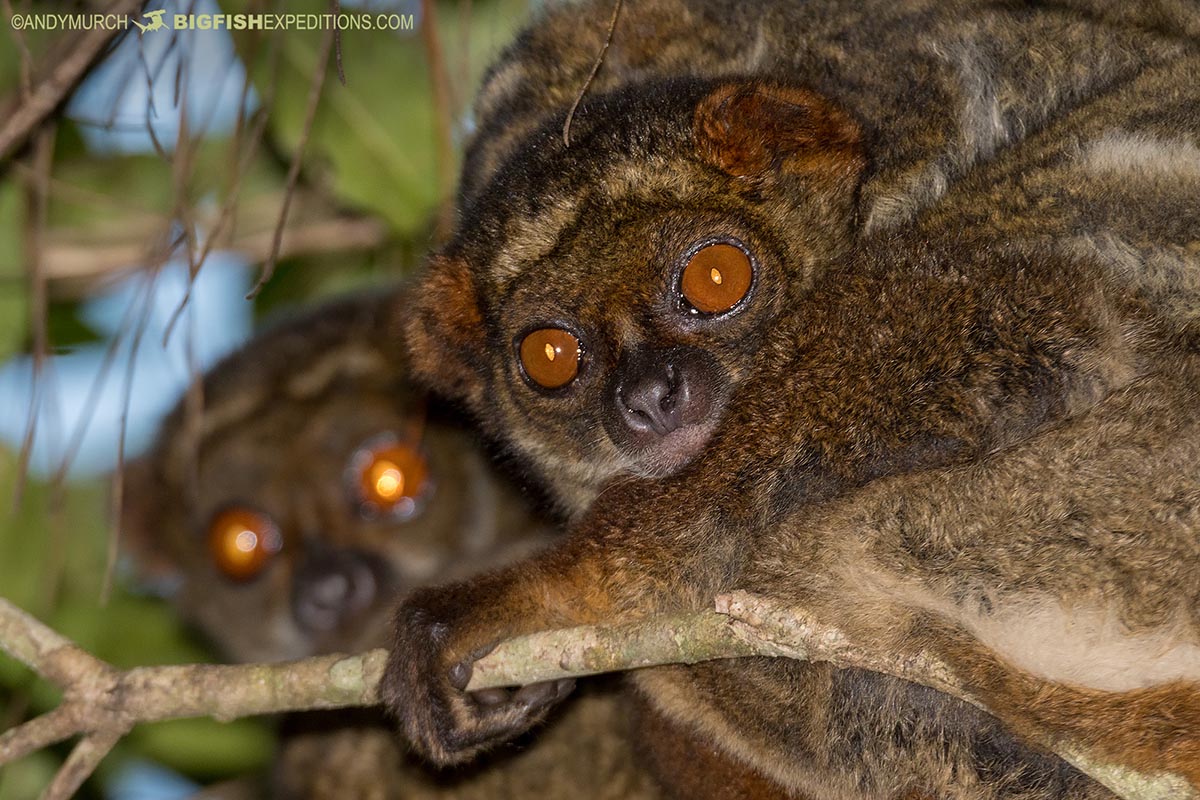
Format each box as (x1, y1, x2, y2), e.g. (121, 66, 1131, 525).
(404, 80, 866, 494)
(184, 390, 438, 661)
(128, 385, 550, 663)
(486, 207, 785, 484)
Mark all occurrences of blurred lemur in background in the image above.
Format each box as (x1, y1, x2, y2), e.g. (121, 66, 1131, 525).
(383, 0, 1200, 799)
(122, 287, 661, 799)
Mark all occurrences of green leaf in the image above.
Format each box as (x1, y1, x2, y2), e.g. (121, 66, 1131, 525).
(234, 0, 527, 235)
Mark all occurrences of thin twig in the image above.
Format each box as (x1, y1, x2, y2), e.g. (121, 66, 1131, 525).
(101, 269, 160, 605)
(0, 706, 78, 765)
(40, 457, 69, 615)
(1, 0, 34, 100)
(0, 0, 145, 163)
(562, 0, 624, 147)
(421, 0, 457, 240)
(246, 23, 338, 299)
(41, 730, 123, 800)
(48, 269, 151, 483)
(332, 0, 345, 86)
(155, 80, 200, 351)
(136, 29, 175, 162)
(37, 207, 385, 288)
(160, 97, 275, 345)
(11, 125, 54, 512)
(158, 0, 287, 342)
(8, 162, 168, 220)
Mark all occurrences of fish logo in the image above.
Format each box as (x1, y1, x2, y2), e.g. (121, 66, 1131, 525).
(132, 9, 166, 33)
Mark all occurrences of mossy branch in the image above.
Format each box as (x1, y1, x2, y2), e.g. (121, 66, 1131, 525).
(0, 594, 1190, 800)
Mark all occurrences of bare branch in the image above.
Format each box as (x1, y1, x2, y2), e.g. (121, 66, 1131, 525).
(0, 596, 387, 763)
(246, 20, 338, 299)
(39, 213, 389, 288)
(0, 595, 109, 686)
(0, 706, 79, 764)
(421, 0, 457, 240)
(12, 124, 55, 514)
(0, 594, 1191, 800)
(42, 730, 123, 800)
(1, 0, 35, 100)
(0, 0, 146, 163)
(465, 609, 757, 690)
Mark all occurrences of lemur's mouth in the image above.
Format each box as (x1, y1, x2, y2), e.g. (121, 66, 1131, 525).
(624, 419, 720, 478)
(602, 344, 730, 478)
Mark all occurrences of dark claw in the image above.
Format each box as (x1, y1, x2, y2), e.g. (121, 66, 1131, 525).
(471, 687, 511, 707)
(509, 678, 575, 710)
(513, 680, 559, 709)
(448, 659, 472, 690)
(466, 641, 498, 661)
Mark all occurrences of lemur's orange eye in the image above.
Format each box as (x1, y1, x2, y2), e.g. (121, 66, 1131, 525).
(681, 243, 753, 314)
(208, 508, 281, 581)
(519, 328, 581, 389)
(352, 441, 429, 518)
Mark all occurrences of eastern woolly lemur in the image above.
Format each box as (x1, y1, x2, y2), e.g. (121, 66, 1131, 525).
(381, 1, 1200, 798)
(123, 288, 662, 799)
(123, 287, 553, 664)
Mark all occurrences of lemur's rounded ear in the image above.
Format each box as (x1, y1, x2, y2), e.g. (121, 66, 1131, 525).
(694, 82, 866, 187)
(401, 255, 488, 409)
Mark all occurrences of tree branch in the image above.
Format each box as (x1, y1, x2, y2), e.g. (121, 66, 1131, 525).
(0, 596, 388, 798)
(0, 0, 146, 163)
(0, 594, 1191, 800)
(464, 607, 759, 689)
(39, 212, 389, 289)
(45, 730, 123, 799)
(0, 705, 79, 764)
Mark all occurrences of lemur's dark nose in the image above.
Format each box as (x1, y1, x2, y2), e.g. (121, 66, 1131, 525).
(603, 345, 727, 473)
(291, 549, 380, 633)
(615, 351, 692, 436)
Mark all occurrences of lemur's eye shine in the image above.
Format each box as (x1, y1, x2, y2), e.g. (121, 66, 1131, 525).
(208, 507, 282, 581)
(681, 242, 754, 315)
(519, 328, 582, 389)
(351, 440, 430, 519)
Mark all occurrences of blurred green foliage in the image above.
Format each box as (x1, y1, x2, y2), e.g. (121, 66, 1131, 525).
(0, 184, 24, 363)
(0, 0, 530, 795)
(235, 0, 528, 234)
(0, 449, 275, 796)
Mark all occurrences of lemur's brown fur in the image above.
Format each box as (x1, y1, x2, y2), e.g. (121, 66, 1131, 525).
(123, 289, 661, 799)
(382, 0, 1199, 797)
